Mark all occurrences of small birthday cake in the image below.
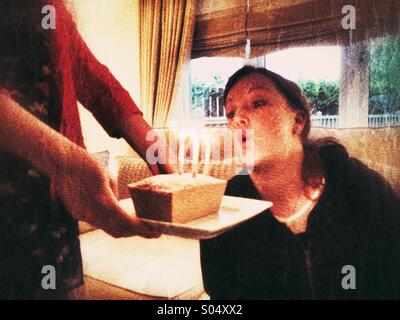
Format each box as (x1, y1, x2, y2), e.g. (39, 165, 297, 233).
(128, 173, 227, 223)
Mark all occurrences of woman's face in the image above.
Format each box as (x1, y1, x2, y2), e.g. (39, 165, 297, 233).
(225, 73, 304, 165)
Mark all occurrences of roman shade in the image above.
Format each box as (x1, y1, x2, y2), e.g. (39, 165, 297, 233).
(192, 0, 400, 58)
(192, 0, 248, 58)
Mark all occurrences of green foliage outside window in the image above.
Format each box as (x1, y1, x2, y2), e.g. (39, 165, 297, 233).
(297, 79, 340, 115)
(191, 75, 224, 111)
(369, 35, 400, 114)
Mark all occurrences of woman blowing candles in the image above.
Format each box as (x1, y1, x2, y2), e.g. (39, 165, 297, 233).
(0, 0, 172, 299)
(200, 66, 400, 299)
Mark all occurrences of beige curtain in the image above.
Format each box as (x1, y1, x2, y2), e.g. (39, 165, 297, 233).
(192, 0, 400, 58)
(140, 0, 195, 127)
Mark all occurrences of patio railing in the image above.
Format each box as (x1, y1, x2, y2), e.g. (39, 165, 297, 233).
(192, 93, 400, 128)
(310, 115, 339, 128)
(199, 112, 400, 128)
(368, 114, 400, 127)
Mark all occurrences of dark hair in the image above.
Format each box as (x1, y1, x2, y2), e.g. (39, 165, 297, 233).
(224, 65, 311, 143)
(224, 65, 336, 195)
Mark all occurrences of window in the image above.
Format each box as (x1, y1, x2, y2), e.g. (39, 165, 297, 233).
(189, 47, 341, 128)
(189, 41, 400, 128)
(190, 57, 244, 125)
(265, 46, 340, 128)
(369, 35, 400, 127)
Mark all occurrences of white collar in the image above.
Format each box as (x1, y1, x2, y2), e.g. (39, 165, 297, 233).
(275, 199, 315, 224)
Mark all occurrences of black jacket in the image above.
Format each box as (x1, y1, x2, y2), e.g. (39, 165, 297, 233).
(200, 143, 400, 299)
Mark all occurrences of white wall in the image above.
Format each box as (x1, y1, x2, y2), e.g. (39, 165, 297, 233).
(66, 0, 141, 156)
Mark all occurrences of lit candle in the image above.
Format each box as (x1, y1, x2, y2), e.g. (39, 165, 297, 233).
(203, 135, 211, 176)
(191, 134, 200, 177)
(178, 131, 185, 175)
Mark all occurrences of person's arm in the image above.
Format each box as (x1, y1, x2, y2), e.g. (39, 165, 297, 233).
(56, 3, 172, 174)
(120, 115, 174, 174)
(0, 89, 159, 238)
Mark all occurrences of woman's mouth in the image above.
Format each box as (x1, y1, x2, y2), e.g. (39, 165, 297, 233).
(233, 129, 254, 155)
(240, 133, 248, 152)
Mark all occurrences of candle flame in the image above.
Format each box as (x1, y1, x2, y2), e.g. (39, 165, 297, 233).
(178, 129, 200, 177)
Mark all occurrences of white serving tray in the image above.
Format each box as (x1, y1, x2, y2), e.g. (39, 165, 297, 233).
(119, 196, 273, 240)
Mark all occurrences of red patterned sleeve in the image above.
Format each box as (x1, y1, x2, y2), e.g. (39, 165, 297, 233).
(59, 2, 143, 138)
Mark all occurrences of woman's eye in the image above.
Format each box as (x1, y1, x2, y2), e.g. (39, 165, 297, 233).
(252, 100, 266, 108)
(226, 111, 235, 119)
